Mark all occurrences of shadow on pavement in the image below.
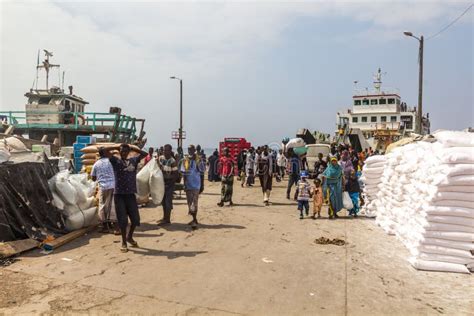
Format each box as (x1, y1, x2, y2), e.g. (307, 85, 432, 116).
(129, 247, 207, 259)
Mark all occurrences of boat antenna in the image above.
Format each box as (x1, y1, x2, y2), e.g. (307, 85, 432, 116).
(373, 67, 387, 93)
(35, 49, 40, 90)
(62, 71, 65, 91)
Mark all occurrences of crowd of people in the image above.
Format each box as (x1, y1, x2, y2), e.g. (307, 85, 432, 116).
(90, 142, 379, 252)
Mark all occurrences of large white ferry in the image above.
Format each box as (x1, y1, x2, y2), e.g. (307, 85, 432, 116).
(336, 68, 430, 152)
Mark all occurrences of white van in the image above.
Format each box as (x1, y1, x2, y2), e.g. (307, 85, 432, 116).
(306, 144, 331, 176)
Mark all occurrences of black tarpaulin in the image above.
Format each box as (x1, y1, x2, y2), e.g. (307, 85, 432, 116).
(0, 160, 67, 242)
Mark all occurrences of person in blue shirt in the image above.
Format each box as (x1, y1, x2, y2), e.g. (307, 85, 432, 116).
(180, 144, 206, 229)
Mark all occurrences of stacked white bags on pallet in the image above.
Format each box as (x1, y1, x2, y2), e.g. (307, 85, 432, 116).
(360, 155, 386, 217)
(370, 130, 474, 274)
(48, 171, 98, 231)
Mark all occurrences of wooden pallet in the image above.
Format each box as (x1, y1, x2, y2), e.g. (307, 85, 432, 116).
(0, 239, 40, 259)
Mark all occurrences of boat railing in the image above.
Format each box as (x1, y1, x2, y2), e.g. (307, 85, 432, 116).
(0, 111, 137, 135)
(353, 87, 400, 96)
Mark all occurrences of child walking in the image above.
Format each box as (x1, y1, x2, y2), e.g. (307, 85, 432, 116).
(312, 178, 323, 219)
(295, 171, 311, 219)
(346, 170, 360, 216)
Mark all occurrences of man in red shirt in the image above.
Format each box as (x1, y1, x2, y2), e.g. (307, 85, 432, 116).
(217, 147, 235, 207)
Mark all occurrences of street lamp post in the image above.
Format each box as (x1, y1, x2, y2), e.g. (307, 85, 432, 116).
(170, 76, 183, 149)
(403, 31, 424, 134)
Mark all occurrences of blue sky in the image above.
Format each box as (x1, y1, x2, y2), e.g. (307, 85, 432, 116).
(1, 1, 472, 148)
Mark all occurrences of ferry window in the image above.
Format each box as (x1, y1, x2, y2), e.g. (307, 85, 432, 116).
(379, 98, 386, 105)
(390, 116, 397, 122)
(370, 99, 378, 105)
(388, 98, 395, 104)
(396, 99, 400, 105)
(381, 116, 387, 122)
(39, 97, 51, 104)
(362, 99, 369, 105)
(72, 103, 76, 112)
(352, 117, 358, 123)
(361, 117, 367, 122)
(371, 116, 377, 122)
(354, 100, 361, 106)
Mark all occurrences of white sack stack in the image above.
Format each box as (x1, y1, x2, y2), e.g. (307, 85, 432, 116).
(368, 130, 474, 274)
(360, 155, 386, 217)
(48, 171, 98, 231)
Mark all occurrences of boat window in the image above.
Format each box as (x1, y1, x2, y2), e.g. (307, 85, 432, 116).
(361, 116, 367, 122)
(352, 117, 358, 123)
(38, 97, 51, 104)
(388, 98, 395, 104)
(396, 99, 400, 105)
(390, 116, 397, 122)
(362, 99, 369, 105)
(354, 100, 361, 106)
(379, 98, 386, 105)
(370, 99, 378, 105)
(71, 103, 76, 112)
(64, 100, 71, 111)
(381, 116, 387, 122)
(371, 116, 377, 122)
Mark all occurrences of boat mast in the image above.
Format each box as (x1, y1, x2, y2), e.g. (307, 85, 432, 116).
(37, 50, 60, 90)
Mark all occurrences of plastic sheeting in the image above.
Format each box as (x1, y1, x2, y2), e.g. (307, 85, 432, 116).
(0, 160, 67, 242)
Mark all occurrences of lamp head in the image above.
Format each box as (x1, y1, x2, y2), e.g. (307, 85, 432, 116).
(403, 31, 413, 37)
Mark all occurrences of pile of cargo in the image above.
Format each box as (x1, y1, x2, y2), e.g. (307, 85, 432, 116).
(363, 130, 474, 273)
(48, 171, 98, 231)
(359, 155, 386, 217)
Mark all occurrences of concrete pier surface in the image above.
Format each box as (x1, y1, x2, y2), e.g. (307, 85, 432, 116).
(1, 180, 472, 315)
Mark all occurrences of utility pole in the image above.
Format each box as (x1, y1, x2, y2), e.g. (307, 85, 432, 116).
(179, 79, 183, 149)
(403, 32, 424, 134)
(417, 36, 424, 135)
(170, 76, 183, 149)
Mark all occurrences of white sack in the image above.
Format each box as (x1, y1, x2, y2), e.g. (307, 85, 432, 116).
(420, 237, 474, 251)
(54, 171, 78, 205)
(424, 206, 474, 218)
(64, 207, 98, 231)
(136, 160, 153, 197)
(285, 138, 305, 149)
(434, 130, 474, 147)
(423, 231, 474, 242)
(417, 244, 473, 259)
(432, 199, 474, 209)
(418, 252, 474, 265)
(0, 147, 10, 163)
(427, 215, 474, 227)
(437, 185, 474, 193)
(410, 258, 470, 274)
(68, 176, 88, 204)
(4, 137, 28, 152)
(149, 160, 165, 205)
(342, 192, 354, 210)
(364, 155, 387, 164)
(78, 196, 95, 210)
(437, 147, 474, 164)
(424, 222, 474, 233)
(51, 192, 65, 210)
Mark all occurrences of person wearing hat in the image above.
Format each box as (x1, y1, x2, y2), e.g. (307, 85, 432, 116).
(322, 156, 344, 219)
(295, 170, 312, 219)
